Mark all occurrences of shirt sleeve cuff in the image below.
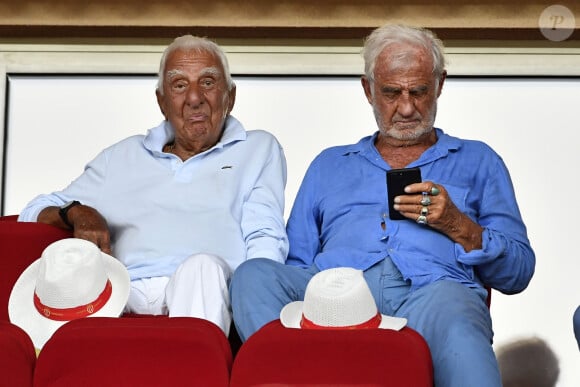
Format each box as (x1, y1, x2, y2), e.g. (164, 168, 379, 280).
(456, 228, 505, 265)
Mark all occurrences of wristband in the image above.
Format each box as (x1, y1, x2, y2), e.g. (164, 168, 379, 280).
(58, 200, 81, 229)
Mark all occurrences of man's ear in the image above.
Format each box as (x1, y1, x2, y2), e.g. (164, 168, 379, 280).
(437, 70, 447, 97)
(155, 89, 167, 119)
(361, 76, 373, 104)
(227, 84, 237, 114)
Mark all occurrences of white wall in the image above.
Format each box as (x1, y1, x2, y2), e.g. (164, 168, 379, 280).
(4, 74, 580, 386)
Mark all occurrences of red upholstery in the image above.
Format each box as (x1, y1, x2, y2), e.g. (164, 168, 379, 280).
(0, 321, 36, 387)
(123, 312, 243, 357)
(34, 316, 232, 387)
(0, 215, 72, 322)
(230, 319, 434, 387)
(0, 214, 19, 221)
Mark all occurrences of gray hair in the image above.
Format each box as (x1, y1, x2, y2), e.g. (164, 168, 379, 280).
(362, 24, 446, 84)
(156, 35, 234, 94)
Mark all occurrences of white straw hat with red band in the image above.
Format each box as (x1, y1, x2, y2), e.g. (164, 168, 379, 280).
(9, 238, 130, 350)
(280, 267, 407, 331)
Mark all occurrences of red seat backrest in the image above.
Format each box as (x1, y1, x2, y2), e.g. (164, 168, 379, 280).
(230, 319, 434, 387)
(0, 216, 72, 322)
(35, 316, 232, 387)
(0, 320, 36, 387)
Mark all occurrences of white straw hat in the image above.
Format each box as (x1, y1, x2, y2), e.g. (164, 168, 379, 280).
(280, 267, 407, 330)
(9, 238, 130, 350)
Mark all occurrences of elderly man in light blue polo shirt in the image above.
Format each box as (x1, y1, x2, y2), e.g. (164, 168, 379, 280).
(18, 35, 289, 336)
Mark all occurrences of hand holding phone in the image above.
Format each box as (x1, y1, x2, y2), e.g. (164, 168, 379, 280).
(386, 167, 422, 220)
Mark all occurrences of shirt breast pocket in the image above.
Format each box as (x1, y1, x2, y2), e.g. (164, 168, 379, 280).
(442, 183, 473, 217)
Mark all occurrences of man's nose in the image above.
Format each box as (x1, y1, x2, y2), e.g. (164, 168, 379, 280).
(396, 92, 415, 116)
(186, 84, 204, 106)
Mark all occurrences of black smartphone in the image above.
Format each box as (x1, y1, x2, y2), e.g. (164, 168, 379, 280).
(386, 167, 422, 220)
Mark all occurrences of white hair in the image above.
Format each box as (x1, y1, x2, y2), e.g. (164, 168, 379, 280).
(156, 35, 234, 94)
(362, 24, 446, 87)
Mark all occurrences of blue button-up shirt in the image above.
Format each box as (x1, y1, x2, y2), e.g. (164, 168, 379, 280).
(19, 116, 289, 280)
(286, 129, 535, 294)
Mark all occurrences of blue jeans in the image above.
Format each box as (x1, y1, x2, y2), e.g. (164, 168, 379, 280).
(230, 257, 500, 387)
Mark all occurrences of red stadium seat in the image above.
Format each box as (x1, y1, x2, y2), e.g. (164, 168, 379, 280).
(0, 321, 36, 387)
(0, 215, 72, 322)
(34, 316, 232, 387)
(230, 319, 433, 387)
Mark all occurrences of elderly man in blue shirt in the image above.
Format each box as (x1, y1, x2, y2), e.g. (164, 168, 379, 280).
(18, 35, 289, 336)
(230, 24, 535, 386)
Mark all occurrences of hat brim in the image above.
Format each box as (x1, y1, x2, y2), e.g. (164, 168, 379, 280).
(280, 301, 407, 331)
(8, 250, 130, 350)
(280, 301, 304, 328)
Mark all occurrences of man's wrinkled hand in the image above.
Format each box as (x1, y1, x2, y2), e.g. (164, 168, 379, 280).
(69, 205, 112, 254)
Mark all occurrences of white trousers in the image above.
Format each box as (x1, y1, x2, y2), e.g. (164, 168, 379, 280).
(125, 253, 232, 335)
